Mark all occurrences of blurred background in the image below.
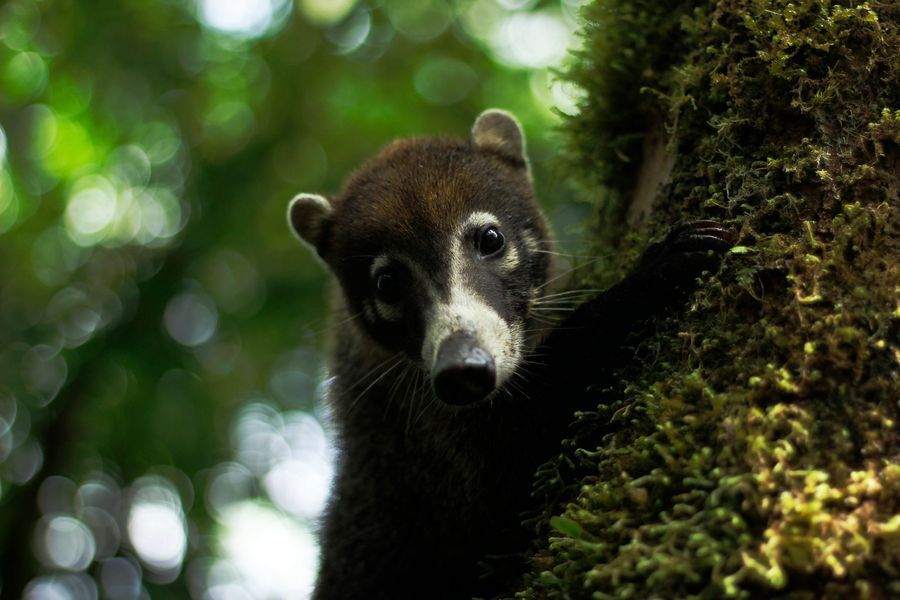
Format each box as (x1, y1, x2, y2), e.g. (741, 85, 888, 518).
(0, 0, 589, 597)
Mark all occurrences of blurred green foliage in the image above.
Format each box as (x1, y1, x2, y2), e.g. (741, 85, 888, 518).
(0, 0, 588, 597)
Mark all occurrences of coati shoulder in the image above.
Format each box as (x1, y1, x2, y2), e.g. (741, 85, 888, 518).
(287, 109, 732, 599)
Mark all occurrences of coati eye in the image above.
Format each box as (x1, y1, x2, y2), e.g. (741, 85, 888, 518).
(477, 226, 505, 257)
(374, 268, 402, 304)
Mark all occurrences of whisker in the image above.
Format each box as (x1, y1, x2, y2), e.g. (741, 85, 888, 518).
(384, 363, 413, 418)
(528, 315, 560, 326)
(412, 376, 438, 429)
(532, 249, 600, 259)
(536, 256, 605, 292)
(347, 351, 404, 391)
(306, 311, 363, 337)
(533, 238, 592, 245)
(402, 369, 424, 435)
(536, 289, 601, 299)
(504, 376, 530, 401)
(533, 295, 587, 301)
(402, 365, 421, 410)
(348, 355, 405, 415)
(530, 300, 583, 307)
(534, 291, 595, 300)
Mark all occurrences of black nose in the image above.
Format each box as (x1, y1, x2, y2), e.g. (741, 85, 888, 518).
(431, 333, 496, 405)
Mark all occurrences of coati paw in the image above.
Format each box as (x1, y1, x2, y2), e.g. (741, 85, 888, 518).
(637, 220, 734, 288)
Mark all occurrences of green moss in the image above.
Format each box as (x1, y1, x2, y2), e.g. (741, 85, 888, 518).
(559, 0, 690, 282)
(521, 0, 900, 597)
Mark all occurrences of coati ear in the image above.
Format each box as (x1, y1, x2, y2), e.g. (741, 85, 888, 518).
(288, 193, 333, 256)
(471, 109, 527, 167)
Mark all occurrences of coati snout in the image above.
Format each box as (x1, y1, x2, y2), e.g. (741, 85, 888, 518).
(288, 109, 553, 407)
(432, 332, 496, 405)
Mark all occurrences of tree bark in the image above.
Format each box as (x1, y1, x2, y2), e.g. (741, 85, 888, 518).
(520, 1, 900, 597)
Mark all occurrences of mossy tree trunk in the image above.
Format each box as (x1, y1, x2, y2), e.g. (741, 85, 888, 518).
(520, 1, 899, 597)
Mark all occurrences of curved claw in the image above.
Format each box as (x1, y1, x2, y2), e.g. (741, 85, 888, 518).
(666, 220, 734, 242)
(639, 219, 735, 287)
(668, 219, 726, 234)
(669, 232, 734, 253)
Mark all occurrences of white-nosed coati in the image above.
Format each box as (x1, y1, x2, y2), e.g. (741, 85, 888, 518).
(288, 110, 732, 599)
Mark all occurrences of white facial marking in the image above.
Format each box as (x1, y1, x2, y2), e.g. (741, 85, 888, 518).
(421, 211, 521, 389)
(466, 210, 497, 231)
(521, 230, 539, 253)
(375, 302, 402, 322)
(500, 240, 519, 272)
(370, 255, 391, 274)
(370, 255, 403, 322)
(362, 300, 376, 323)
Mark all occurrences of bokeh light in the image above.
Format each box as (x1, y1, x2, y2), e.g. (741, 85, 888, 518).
(262, 412, 333, 518)
(23, 573, 98, 600)
(216, 501, 319, 598)
(196, 0, 292, 39)
(298, 0, 358, 26)
(22, 344, 67, 407)
(6, 439, 43, 485)
(63, 174, 184, 248)
(326, 8, 372, 54)
(385, 0, 452, 42)
(127, 477, 188, 578)
(0, 124, 8, 165)
(0, 391, 17, 465)
(0, 168, 17, 233)
(491, 10, 574, 69)
(100, 557, 144, 600)
(39, 515, 97, 571)
(164, 290, 219, 348)
(3, 51, 48, 99)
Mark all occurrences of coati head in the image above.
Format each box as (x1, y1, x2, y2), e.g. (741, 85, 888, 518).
(288, 110, 554, 406)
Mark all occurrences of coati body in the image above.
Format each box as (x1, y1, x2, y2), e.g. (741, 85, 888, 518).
(288, 110, 731, 599)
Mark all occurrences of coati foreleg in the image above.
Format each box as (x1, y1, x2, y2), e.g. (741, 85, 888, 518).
(541, 220, 734, 382)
